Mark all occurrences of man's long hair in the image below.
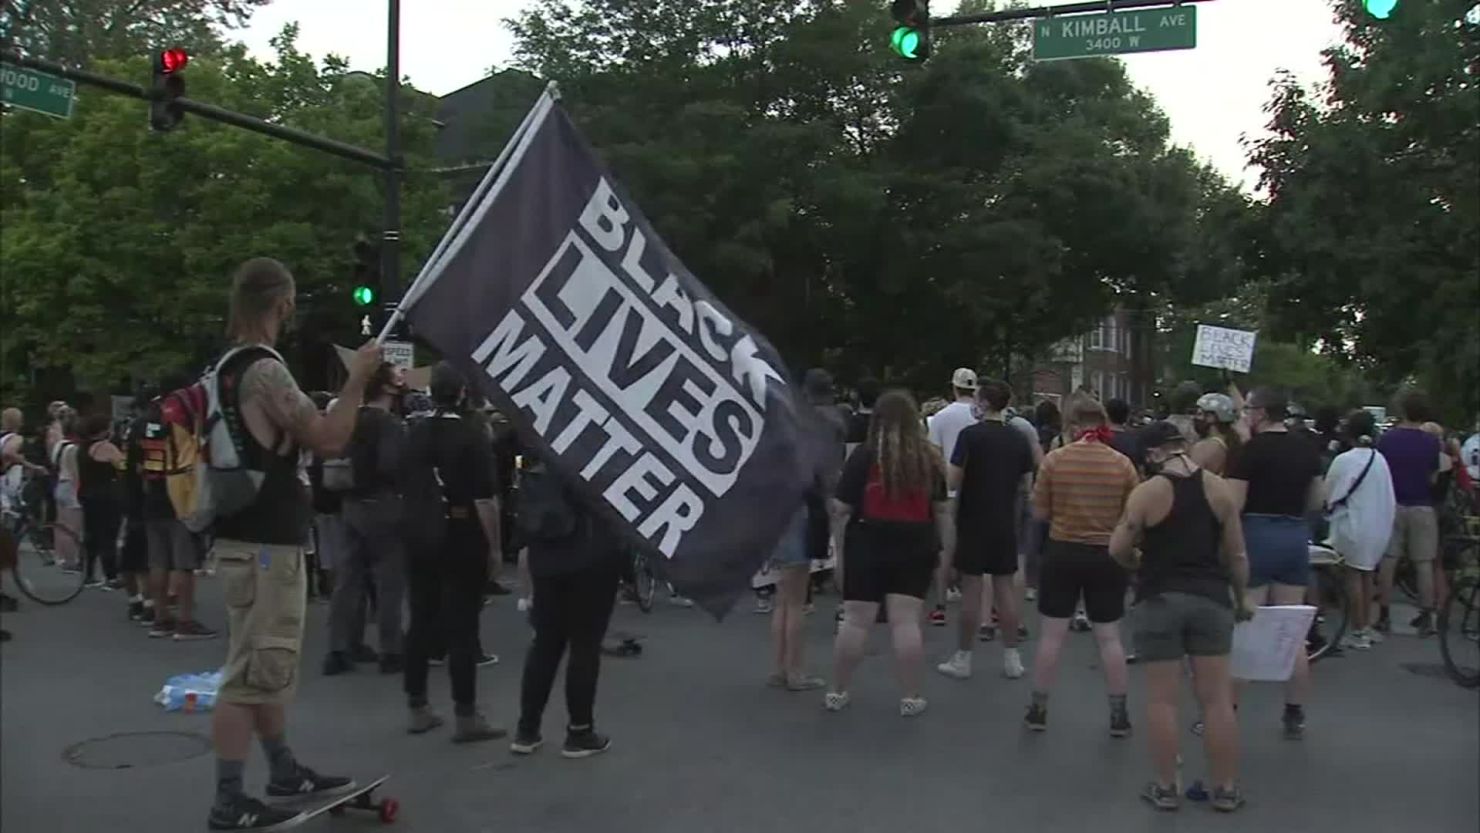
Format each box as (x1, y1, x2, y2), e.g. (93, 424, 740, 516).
(867, 390, 942, 499)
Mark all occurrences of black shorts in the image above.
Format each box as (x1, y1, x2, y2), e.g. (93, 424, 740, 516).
(119, 520, 149, 573)
(1037, 539, 1130, 623)
(843, 522, 936, 603)
(954, 524, 1018, 577)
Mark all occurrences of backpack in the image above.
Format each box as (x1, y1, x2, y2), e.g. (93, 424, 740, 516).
(399, 413, 456, 549)
(516, 458, 582, 544)
(163, 344, 282, 533)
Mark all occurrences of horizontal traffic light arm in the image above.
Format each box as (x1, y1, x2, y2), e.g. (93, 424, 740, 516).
(2, 52, 395, 170)
(933, 0, 1213, 27)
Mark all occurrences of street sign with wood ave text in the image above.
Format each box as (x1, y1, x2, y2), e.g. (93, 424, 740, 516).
(0, 64, 76, 119)
(1032, 6, 1197, 62)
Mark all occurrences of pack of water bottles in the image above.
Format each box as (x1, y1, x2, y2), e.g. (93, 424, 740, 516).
(154, 669, 223, 713)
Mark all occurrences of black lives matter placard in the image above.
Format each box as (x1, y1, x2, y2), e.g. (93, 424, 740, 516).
(401, 92, 812, 615)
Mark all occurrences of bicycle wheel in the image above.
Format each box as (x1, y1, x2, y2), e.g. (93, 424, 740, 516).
(1308, 563, 1349, 664)
(11, 519, 85, 605)
(1438, 579, 1480, 689)
(632, 550, 657, 614)
(1394, 557, 1418, 604)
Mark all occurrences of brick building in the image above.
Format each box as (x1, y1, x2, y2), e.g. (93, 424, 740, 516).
(1022, 308, 1154, 408)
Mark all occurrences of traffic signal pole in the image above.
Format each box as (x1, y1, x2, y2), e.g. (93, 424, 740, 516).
(382, 0, 404, 322)
(0, 51, 394, 169)
(930, 0, 1212, 28)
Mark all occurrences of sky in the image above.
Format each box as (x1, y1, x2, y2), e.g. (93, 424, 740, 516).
(237, 0, 1348, 191)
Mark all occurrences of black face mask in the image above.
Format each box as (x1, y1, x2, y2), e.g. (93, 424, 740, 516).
(1194, 419, 1212, 439)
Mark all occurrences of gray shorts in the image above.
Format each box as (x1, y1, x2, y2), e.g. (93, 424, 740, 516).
(1385, 505, 1438, 564)
(1132, 592, 1234, 663)
(147, 518, 204, 571)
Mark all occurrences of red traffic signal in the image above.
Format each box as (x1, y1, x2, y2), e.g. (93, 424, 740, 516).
(158, 48, 189, 74)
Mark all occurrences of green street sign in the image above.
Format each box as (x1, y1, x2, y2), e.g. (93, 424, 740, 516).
(0, 64, 76, 119)
(1032, 6, 1197, 62)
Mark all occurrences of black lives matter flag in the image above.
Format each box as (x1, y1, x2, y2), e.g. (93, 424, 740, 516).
(390, 86, 812, 616)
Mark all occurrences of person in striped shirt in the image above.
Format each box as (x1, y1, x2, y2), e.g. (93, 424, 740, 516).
(1025, 397, 1140, 737)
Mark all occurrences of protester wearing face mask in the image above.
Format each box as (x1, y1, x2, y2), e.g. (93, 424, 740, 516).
(1190, 394, 1243, 477)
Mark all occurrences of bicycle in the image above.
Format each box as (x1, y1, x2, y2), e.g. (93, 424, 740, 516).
(630, 547, 659, 613)
(1437, 519, 1480, 689)
(3, 488, 86, 606)
(1306, 543, 1351, 664)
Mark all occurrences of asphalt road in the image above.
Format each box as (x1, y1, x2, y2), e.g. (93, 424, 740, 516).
(2, 574, 1476, 833)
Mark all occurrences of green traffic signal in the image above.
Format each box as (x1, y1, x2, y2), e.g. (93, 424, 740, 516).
(352, 285, 376, 306)
(1363, 0, 1398, 19)
(891, 26, 923, 60)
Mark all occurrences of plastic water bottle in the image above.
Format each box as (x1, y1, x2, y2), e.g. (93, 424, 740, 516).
(155, 670, 223, 712)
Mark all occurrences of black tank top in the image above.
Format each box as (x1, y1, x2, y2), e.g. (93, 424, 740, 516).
(1138, 469, 1229, 605)
(77, 440, 120, 503)
(212, 354, 313, 546)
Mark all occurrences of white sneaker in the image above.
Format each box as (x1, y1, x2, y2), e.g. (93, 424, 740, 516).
(1003, 648, 1025, 679)
(1341, 630, 1373, 650)
(516, 597, 531, 613)
(945, 587, 962, 604)
(1025, 588, 1038, 602)
(937, 651, 973, 680)
(1365, 628, 1385, 645)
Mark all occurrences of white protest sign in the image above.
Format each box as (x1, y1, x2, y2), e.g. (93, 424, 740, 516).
(335, 344, 431, 391)
(1191, 324, 1257, 374)
(1231, 604, 1316, 682)
(382, 339, 415, 371)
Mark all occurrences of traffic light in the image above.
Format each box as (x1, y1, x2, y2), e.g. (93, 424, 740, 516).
(149, 47, 189, 131)
(351, 238, 380, 307)
(890, 0, 931, 62)
(1363, 0, 1398, 19)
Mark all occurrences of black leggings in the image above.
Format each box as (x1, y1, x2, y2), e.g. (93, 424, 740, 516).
(403, 520, 486, 713)
(80, 498, 121, 582)
(518, 561, 619, 734)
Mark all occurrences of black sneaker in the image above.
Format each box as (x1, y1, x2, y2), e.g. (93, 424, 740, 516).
(1024, 703, 1048, 732)
(173, 620, 219, 641)
(351, 644, 379, 664)
(208, 794, 303, 831)
(510, 729, 544, 755)
(1140, 781, 1180, 811)
(322, 651, 355, 676)
(1110, 707, 1133, 738)
(561, 729, 611, 759)
(1373, 612, 1391, 633)
(148, 618, 176, 639)
(1413, 611, 1437, 638)
(476, 652, 500, 668)
(138, 606, 157, 626)
(128, 600, 145, 621)
(379, 653, 404, 674)
(1282, 707, 1305, 740)
(265, 765, 356, 799)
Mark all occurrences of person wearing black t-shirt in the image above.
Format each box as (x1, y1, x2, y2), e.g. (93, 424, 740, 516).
(937, 380, 1036, 682)
(398, 363, 505, 744)
(1226, 388, 1324, 740)
(826, 390, 949, 717)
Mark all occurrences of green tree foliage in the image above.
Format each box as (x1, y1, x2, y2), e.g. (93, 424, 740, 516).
(0, 28, 448, 403)
(1, 0, 269, 64)
(1250, 0, 1480, 422)
(507, 0, 1250, 389)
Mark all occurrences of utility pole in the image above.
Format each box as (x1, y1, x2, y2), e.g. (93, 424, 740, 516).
(382, 0, 403, 329)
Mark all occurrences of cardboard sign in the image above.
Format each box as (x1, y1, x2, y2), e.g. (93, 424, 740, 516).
(335, 344, 431, 391)
(1231, 605, 1316, 682)
(1191, 324, 1257, 373)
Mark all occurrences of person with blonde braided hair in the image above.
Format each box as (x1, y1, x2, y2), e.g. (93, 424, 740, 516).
(825, 391, 950, 717)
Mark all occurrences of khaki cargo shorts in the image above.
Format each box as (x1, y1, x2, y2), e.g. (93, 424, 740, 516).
(1386, 505, 1439, 564)
(216, 540, 306, 706)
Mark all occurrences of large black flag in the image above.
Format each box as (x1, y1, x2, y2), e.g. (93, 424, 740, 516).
(393, 87, 813, 617)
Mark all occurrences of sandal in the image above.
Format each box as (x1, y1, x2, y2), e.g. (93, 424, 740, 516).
(899, 697, 928, 717)
(823, 691, 850, 712)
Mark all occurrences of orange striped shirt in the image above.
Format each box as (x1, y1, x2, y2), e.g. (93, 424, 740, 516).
(1033, 439, 1139, 546)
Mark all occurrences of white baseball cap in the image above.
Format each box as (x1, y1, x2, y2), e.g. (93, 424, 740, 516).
(951, 368, 978, 391)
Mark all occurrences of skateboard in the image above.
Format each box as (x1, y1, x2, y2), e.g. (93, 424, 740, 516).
(602, 630, 645, 657)
(290, 775, 399, 825)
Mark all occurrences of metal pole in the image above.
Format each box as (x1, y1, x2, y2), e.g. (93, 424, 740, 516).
(934, 0, 1208, 27)
(1, 52, 393, 168)
(382, 0, 403, 330)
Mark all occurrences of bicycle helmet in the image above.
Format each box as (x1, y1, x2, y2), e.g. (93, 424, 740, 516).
(1195, 393, 1237, 425)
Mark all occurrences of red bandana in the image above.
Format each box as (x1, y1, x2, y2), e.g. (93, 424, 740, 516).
(1075, 426, 1115, 444)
